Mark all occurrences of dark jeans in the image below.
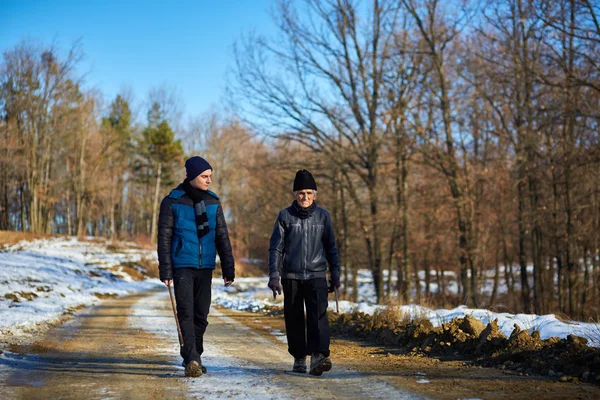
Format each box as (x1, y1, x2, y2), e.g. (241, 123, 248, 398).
(173, 267, 212, 364)
(282, 278, 330, 359)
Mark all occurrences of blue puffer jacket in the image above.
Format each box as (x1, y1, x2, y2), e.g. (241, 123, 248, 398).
(157, 184, 235, 281)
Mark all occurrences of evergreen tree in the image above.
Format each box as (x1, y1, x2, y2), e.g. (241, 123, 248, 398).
(133, 101, 183, 241)
(101, 95, 132, 238)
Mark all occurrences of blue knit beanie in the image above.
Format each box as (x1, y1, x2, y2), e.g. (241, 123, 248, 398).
(185, 156, 212, 181)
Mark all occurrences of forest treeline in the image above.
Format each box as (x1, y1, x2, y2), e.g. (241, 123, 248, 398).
(1, 0, 599, 319)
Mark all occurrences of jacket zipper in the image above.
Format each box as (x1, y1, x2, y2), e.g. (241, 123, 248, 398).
(303, 217, 308, 279)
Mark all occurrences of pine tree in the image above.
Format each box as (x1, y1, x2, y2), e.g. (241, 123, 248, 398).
(133, 101, 183, 241)
(100, 95, 132, 239)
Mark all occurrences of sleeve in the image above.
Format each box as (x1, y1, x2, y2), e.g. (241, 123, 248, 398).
(268, 212, 286, 278)
(215, 203, 235, 279)
(157, 196, 174, 281)
(323, 211, 340, 278)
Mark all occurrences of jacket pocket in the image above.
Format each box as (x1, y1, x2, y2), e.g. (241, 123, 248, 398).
(175, 239, 183, 256)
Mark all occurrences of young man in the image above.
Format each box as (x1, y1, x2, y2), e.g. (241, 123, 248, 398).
(157, 156, 235, 377)
(268, 169, 340, 376)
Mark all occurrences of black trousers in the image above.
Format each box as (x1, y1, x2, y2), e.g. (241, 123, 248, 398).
(282, 278, 330, 359)
(173, 267, 212, 364)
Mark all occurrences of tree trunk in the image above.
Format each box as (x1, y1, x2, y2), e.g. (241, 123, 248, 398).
(66, 186, 72, 235)
(150, 162, 162, 244)
(424, 248, 431, 299)
(387, 229, 396, 301)
(20, 182, 27, 231)
(517, 180, 531, 312)
(580, 248, 589, 319)
(435, 266, 444, 302)
(490, 233, 501, 307)
(413, 253, 421, 304)
(76, 133, 88, 237)
(593, 249, 599, 315)
(0, 160, 8, 230)
(434, 243, 445, 300)
(401, 153, 410, 303)
(351, 260, 358, 303)
(367, 174, 383, 304)
(341, 180, 350, 298)
(110, 174, 117, 241)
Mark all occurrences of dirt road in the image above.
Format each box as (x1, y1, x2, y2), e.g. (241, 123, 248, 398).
(0, 290, 423, 399)
(2, 290, 599, 399)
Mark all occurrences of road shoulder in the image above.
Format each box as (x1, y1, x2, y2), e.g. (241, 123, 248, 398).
(215, 306, 600, 400)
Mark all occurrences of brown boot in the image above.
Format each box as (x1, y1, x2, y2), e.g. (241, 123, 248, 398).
(309, 353, 332, 376)
(182, 360, 207, 374)
(184, 360, 202, 377)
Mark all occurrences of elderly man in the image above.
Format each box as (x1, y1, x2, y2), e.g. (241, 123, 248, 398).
(158, 156, 235, 377)
(268, 169, 340, 376)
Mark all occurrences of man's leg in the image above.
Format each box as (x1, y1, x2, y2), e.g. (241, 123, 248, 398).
(305, 277, 330, 357)
(282, 279, 307, 359)
(305, 277, 332, 375)
(173, 268, 201, 364)
(193, 268, 212, 357)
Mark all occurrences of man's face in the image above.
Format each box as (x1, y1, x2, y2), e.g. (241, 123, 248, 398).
(294, 189, 316, 208)
(190, 169, 212, 191)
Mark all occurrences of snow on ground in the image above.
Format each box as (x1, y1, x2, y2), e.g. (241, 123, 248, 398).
(213, 276, 600, 348)
(130, 291, 292, 399)
(1, 237, 599, 349)
(0, 237, 161, 339)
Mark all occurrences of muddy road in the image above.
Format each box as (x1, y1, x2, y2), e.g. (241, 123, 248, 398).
(0, 291, 422, 399)
(1, 290, 598, 399)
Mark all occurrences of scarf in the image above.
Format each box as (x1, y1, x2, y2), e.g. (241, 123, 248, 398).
(182, 179, 210, 239)
(292, 200, 317, 219)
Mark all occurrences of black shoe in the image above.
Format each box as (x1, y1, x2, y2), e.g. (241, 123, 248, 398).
(292, 357, 307, 373)
(309, 354, 332, 376)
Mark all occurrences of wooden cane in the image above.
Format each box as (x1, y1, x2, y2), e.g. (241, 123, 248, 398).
(334, 287, 339, 313)
(167, 282, 184, 347)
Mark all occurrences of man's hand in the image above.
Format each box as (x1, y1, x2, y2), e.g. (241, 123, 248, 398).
(224, 277, 234, 287)
(162, 279, 173, 287)
(328, 274, 340, 293)
(268, 277, 283, 299)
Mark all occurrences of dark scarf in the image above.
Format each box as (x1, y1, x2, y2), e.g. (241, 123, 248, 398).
(182, 179, 210, 238)
(292, 200, 317, 219)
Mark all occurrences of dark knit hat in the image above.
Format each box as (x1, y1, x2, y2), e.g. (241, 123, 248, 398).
(185, 156, 212, 181)
(293, 169, 317, 191)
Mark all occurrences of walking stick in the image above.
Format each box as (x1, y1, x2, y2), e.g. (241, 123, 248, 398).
(167, 282, 184, 347)
(334, 287, 339, 313)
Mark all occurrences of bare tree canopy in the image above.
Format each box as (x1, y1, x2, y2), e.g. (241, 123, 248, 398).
(2, 1, 600, 318)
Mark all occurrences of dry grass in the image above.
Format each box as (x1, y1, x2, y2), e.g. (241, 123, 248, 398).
(115, 257, 159, 280)
(135, 256, 160, 278)
(6, 343, 27, 355)
(127, 234, 156, 250)
(588, 314, 600, 347)
(382, 296, 434, 323)
(0, 230, 54, 247)
(29, 341, 56, 354)
(93, 293, 119, 300)
(4, 293, 19, 302)
(372, 305, 405, 327)
(232, 261, 266, 277)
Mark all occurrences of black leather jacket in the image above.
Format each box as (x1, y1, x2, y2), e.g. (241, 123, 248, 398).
(268, 203, 340, 280)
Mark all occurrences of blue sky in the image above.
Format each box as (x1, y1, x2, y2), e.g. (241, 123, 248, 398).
(0, 0, 276, 119)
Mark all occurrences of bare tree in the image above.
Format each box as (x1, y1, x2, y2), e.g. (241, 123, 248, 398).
(232, 0, 403, 303)
(0, 40, 85, 233)
(400, 0, 482, 306)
